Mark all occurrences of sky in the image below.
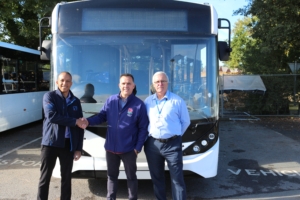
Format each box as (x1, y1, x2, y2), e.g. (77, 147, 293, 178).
(205, 0, 248, 40)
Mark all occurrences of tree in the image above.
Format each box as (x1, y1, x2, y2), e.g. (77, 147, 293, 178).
(0, 0, 72, 49)
(235, 0, 300, 63)
(226, 1, 297, 114)
(225, 17, 255, 71)
(225, 16, 286, 74)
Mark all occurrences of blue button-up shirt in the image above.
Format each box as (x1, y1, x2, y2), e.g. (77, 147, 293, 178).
(144, 90, 190, 139)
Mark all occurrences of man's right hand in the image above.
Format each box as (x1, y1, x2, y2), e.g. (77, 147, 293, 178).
(76, 118, 89, 129)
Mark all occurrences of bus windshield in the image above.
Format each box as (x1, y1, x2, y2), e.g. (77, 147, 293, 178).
(53, 34, 218, 120)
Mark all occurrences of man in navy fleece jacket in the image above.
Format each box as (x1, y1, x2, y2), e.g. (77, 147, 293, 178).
(81, 73, 148, 200)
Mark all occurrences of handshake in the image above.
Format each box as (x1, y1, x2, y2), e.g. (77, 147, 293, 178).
(76, 118, 89, 129)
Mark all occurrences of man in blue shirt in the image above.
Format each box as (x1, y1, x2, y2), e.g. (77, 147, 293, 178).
(144, 71, 190, 200)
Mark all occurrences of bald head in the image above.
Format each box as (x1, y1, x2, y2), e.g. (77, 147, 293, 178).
(56, 71, 73, 98)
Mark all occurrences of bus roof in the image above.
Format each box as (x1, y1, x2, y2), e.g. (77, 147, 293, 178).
(0, 42, 40, 60)
(0, 42, 40, 55)
(52, 0, 216, 35)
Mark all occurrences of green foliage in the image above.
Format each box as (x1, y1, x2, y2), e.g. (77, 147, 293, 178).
(226, 0, 300, 114)
(242, 42, 290, 74)
(225, 76, 298, 115)
(225, 16, 290, 74)
(0, 0, 73, 49)
(234, 0, 300, 62)
(250, 0, 300, 59)
(244, 76, 295, 114)
(225, 17, 256, 70)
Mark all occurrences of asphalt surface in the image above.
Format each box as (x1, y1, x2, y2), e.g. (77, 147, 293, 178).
(0, 118, 300, 200)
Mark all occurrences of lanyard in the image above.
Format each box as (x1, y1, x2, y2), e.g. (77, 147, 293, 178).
(155, 98, 167, 116)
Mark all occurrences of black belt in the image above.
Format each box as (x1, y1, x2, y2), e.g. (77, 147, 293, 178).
(151, 135, 178, 143)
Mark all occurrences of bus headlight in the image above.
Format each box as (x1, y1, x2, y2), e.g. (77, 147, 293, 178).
(201, 140, 208, 146)
(208, 133, 215, 140)
(193, 145, 200, 153)
(183, 127, 218, 156)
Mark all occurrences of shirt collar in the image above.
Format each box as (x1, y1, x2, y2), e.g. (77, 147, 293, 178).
(118, 92, 133, 101)
(152, 90, 169, 100)
(66, 92, 71, 100)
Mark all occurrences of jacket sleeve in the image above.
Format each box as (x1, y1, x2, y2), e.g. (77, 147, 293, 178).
(135, 103, 149, 151)
(75, 99, 84, 151)
(87, 99, 108, 126)
(43, 92, 77, 127)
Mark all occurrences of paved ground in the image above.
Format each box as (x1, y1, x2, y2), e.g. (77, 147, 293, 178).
(249, 116, 300, 142)
(221, 111, 300, 142)
(1, 117, 300, 199)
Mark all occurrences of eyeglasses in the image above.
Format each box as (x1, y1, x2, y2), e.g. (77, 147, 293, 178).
(154, 80, 168, 84)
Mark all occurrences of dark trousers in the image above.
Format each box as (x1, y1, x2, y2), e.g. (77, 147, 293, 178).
(37, 139, 74, 200)
(144, 136, 186, 200)
(106, 150, 138, 200)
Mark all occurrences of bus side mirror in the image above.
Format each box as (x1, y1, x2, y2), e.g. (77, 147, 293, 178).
(38, 40, 51, 60)
(218, 41, 231, 61)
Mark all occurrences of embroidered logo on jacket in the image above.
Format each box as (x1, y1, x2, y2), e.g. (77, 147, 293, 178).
(127, 108, 133, 117)
(73, 106, 78, 111)
(46, 102, 54, 109)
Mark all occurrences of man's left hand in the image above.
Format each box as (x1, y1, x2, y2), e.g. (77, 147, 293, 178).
(74, 151, 82, 161)
(134, 149, 140, 156)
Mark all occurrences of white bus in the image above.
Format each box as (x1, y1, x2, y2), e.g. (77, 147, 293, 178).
(0, 42, 50, 132)
(39, 0, 231, 179)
